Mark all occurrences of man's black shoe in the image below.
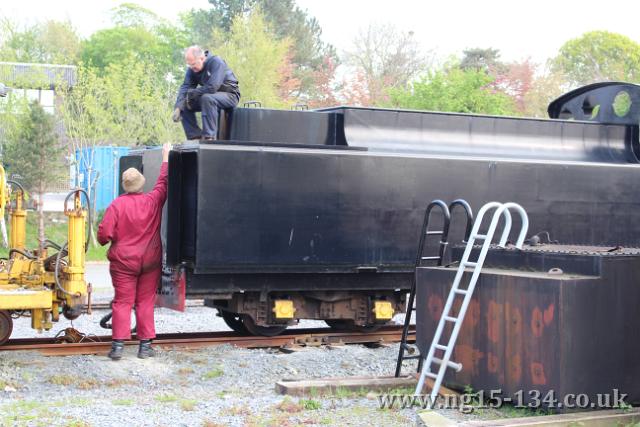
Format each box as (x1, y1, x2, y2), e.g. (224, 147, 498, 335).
(108, 340, 124, 361)
(201, 135, 217, 141)
(138, 339, 156, 359)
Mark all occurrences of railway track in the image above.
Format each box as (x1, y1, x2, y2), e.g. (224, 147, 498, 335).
(0, 325, 416, 357)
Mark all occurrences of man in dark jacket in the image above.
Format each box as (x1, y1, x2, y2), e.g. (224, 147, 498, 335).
(172, 46, 240, 140)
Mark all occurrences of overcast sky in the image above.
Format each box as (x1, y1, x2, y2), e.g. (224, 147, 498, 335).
(3, 0, 640, 65)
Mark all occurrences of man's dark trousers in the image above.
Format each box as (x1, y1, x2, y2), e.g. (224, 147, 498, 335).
(181, 92, 239, 139)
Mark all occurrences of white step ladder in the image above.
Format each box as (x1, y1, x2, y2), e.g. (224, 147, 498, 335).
(414, 202, 529, 404)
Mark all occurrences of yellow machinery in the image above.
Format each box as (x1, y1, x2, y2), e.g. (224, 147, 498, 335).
(0, 165, 90, 345)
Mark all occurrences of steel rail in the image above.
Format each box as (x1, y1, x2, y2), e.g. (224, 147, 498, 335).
(1, 325, 416, 357)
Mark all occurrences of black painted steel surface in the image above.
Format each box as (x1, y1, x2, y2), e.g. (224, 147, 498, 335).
(127, 84, 640, 294)
(415, 245, 640, 407)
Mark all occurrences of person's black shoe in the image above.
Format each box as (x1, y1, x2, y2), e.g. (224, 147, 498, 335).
(108, 340, 124, 361)
(138, 339, 156, 359)
(187, 135, 202, 141)
(201, 135, 217, 141)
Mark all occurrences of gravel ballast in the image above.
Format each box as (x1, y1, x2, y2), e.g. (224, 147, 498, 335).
(0, 264, 511, 426)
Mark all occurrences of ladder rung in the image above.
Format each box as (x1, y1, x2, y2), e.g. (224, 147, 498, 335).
(423, 372, 438, 379)
(463, 261, 478, 268)
(472, 234, 487, 240)
(434, 344, 448, 351)
(432, 357, 463, 371)
(425, 231, 443, 235)
(443, 316, 457, 322)
(453, 289, 468, 295)
(421, 256, 441, 261)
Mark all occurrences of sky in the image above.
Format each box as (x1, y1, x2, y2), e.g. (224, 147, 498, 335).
(2, 0, 640, 66)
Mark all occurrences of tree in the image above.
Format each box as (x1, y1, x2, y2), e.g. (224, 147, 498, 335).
(0, 18, 80, 64)
(388, 64, 517, 116)
(81, 4, 187, 75)
(345, 23, 428, 106)
(185, 0, 338, 102)
(552, 31, 640, 88)
(460, 48, 502, 72)
(522, 65, 567, 118)
(179, 8, 218, 48)
(492, 59, 536, 115)
(212, 9, 291, 108)
(4, 101, 65, 253)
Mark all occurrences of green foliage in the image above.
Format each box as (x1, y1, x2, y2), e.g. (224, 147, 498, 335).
(0, 91, 29, 147)
(213, 9, 291, 107)
(60, 59, 183, 148)
(388, 65, 517, 116)
(188, 0, 337, 100)
(80, 4, 188, 75)
(299, 399, 322, 410)
(203, 367, 224, 379)
(0, 18, 80, 64)
(460, 48, 502, 71)
(4, 100, 64, 192)
(179, 8, 218, 48)
(552, 30, 640, 87)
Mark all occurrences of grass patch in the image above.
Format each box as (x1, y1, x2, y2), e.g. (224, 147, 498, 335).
(1, 399, 58, 426)
(155, 394, 179, 403)
(274, 397, 302, 413)
(48, 375, 74, 386)
(300, 399, 322, 410)
(76, 378, 100, 390)
(104, 378, 136, 388)
(180, 399, 198, 411)
(202, 367, 224, 379)
(112, 399, 135, 406)
(332, 386, 370, 399)
(223, 405, 251, 416)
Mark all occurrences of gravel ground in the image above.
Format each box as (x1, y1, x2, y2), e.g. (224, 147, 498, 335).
(0, 263, 510, 426)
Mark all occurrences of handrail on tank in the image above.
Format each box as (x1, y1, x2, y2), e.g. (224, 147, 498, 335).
(448, 199, 473, 243)
(418, 200, 451, 267)
(471, 202, 528, 251)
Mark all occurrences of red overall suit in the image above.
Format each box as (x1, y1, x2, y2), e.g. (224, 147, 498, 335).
(97, 162, 168, 340)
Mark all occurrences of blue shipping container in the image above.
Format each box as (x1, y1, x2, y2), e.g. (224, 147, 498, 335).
(75, 146, 130, 212)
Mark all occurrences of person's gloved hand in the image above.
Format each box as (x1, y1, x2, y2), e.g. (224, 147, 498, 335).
(186, 89, 201, 110)
(172, 107, 181, 122)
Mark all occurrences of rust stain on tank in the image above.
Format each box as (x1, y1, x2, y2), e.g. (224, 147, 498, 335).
(543, 303, 555, 326)
(509, 354, 522, 383)
(487, 300, 501, 343)
(530, 362, 547, 385)
(469, 299, 480, 327)
(455, 344, 484, 376)
(531, 307, 544, 337)
(509, 306, 522, 335)
(427, 294, 443, 322)
(487, 352, 499, 374)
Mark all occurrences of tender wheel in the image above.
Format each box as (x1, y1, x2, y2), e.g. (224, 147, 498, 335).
(325, 319, 383, 333)
(242, 315, 288, 337)
(0, 310, 13, 345)
(219, 310, 249, 335)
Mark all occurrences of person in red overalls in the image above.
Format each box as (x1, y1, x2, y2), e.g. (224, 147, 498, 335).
(98, 143, 171, 360)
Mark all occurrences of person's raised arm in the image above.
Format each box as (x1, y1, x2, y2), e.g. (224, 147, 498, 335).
(148, 143, 171, 207)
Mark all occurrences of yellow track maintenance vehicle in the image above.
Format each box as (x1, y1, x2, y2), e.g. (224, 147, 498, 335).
(0, 165, 90, 345)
